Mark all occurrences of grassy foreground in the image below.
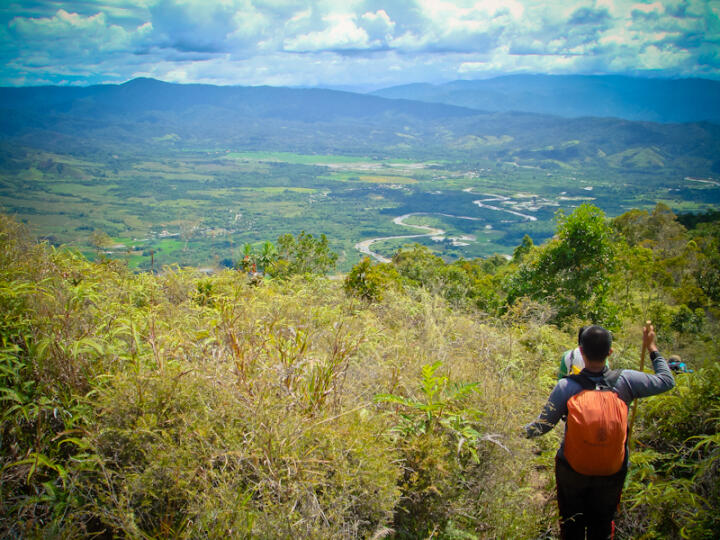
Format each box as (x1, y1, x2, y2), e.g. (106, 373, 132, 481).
(1, 211, 718, 538)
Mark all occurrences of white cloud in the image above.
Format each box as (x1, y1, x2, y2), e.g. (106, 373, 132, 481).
(457, 61, 488, 73)
(8, 8, 151, 58)
(1, 0, 718, 87)
(361, 9, 395, 40)
(283, 13, 372, 51)
(148, 0, 243, 52)
(638, 43, 693, 70)
(387, 0, 520, 52)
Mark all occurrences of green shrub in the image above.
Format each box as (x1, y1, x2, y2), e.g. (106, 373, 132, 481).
(506, 204, 618, 327)
(344, 257, 400, 302)
(619, 363, 720, 538)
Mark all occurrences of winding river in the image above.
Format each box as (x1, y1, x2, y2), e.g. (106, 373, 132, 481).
(354, 190, 537, 263)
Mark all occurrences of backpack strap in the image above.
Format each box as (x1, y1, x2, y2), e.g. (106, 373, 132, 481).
(568, 369, 624, 390)
(566, 373, 596, 390)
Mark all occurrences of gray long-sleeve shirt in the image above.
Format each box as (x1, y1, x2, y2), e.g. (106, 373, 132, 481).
(525, 351, 675, 460)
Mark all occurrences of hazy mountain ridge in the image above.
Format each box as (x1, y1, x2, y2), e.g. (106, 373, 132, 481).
(1, 77, 719, 177)
(0, 77, 476, 123)
(372, 75, 720, 124)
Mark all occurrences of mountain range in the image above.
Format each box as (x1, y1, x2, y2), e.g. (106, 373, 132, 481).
(371, 75, 720, 124)
(1, 76, 719, 176)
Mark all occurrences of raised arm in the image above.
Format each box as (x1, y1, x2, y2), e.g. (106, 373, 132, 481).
(616, 324, 675, 402)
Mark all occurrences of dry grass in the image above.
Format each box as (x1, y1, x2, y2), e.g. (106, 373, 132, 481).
(5, 209, 716, 538)
(0, 218, 552, 538)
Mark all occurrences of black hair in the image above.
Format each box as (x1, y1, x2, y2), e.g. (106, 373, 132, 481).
(577, 325, 590, 346)
(579, 325, 612, 362)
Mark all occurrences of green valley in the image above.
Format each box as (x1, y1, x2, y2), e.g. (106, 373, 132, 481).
(1, 79, 719, 272)
(2, 145, 718, 272)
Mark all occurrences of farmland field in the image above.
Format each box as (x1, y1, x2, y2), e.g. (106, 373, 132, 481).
(2, 144, 719, 271)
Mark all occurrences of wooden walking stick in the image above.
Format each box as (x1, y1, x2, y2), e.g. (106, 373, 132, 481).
(628, 320, 652, 448)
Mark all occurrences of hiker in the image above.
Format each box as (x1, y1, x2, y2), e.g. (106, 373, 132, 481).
(525, 324, 675, 539)
(558, 326, 588, 378)
(667, 355, 691, 373)
(559, 326, 612, 379)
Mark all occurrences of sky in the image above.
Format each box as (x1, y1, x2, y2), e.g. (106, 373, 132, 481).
(1, 0, 718, 89)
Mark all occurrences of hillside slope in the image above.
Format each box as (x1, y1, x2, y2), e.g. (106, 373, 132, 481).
(1, 206, 718, 538)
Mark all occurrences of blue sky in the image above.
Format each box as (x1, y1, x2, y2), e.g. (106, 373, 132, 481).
(1, 0, 718, 88)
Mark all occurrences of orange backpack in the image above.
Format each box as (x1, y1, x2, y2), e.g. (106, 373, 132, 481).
(564, 371, 628, 476)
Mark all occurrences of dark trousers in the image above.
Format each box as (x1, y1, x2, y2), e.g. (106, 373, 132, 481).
(555, 456, 627, 540)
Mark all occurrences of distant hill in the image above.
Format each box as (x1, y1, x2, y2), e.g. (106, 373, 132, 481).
(0, 78, 479, 155)
(0, 77, 474, 123)
(371, 75, 720, 124)
(1, 78, 719, 177)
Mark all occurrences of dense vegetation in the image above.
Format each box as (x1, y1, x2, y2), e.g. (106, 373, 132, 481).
(1, 203, 718, 538)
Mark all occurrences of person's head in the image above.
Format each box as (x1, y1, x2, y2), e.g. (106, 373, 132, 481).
(579, 325, 612, 364)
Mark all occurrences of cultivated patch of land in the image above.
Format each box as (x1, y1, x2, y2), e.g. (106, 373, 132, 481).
(1, 146, 719, 271)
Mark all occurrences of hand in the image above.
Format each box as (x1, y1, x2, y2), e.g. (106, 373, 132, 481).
(643, 322, 658, 353)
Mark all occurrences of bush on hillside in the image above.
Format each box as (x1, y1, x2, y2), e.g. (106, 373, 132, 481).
(268, 231, 338, 277)
(619, 362, 720, 538)
(344, 257, 401, 302)
(506, 204, 618, 326)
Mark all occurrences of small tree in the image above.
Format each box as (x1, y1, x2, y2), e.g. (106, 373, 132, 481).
(238, 243, 255, 272)
(268, 231, 338, 277)
(258, 241, 277, 272)
(344, 257, 400, 302)
(179, 219, 202, 252)
(506, 204, 617, 326)
(392, 245, 447, 293)
(512, 234, 534, 262)
(90, 230, 112, 256)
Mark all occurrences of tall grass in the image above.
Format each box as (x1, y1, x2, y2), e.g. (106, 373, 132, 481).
(2, 212, 717, 538)
(1, 216, 551, 538)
